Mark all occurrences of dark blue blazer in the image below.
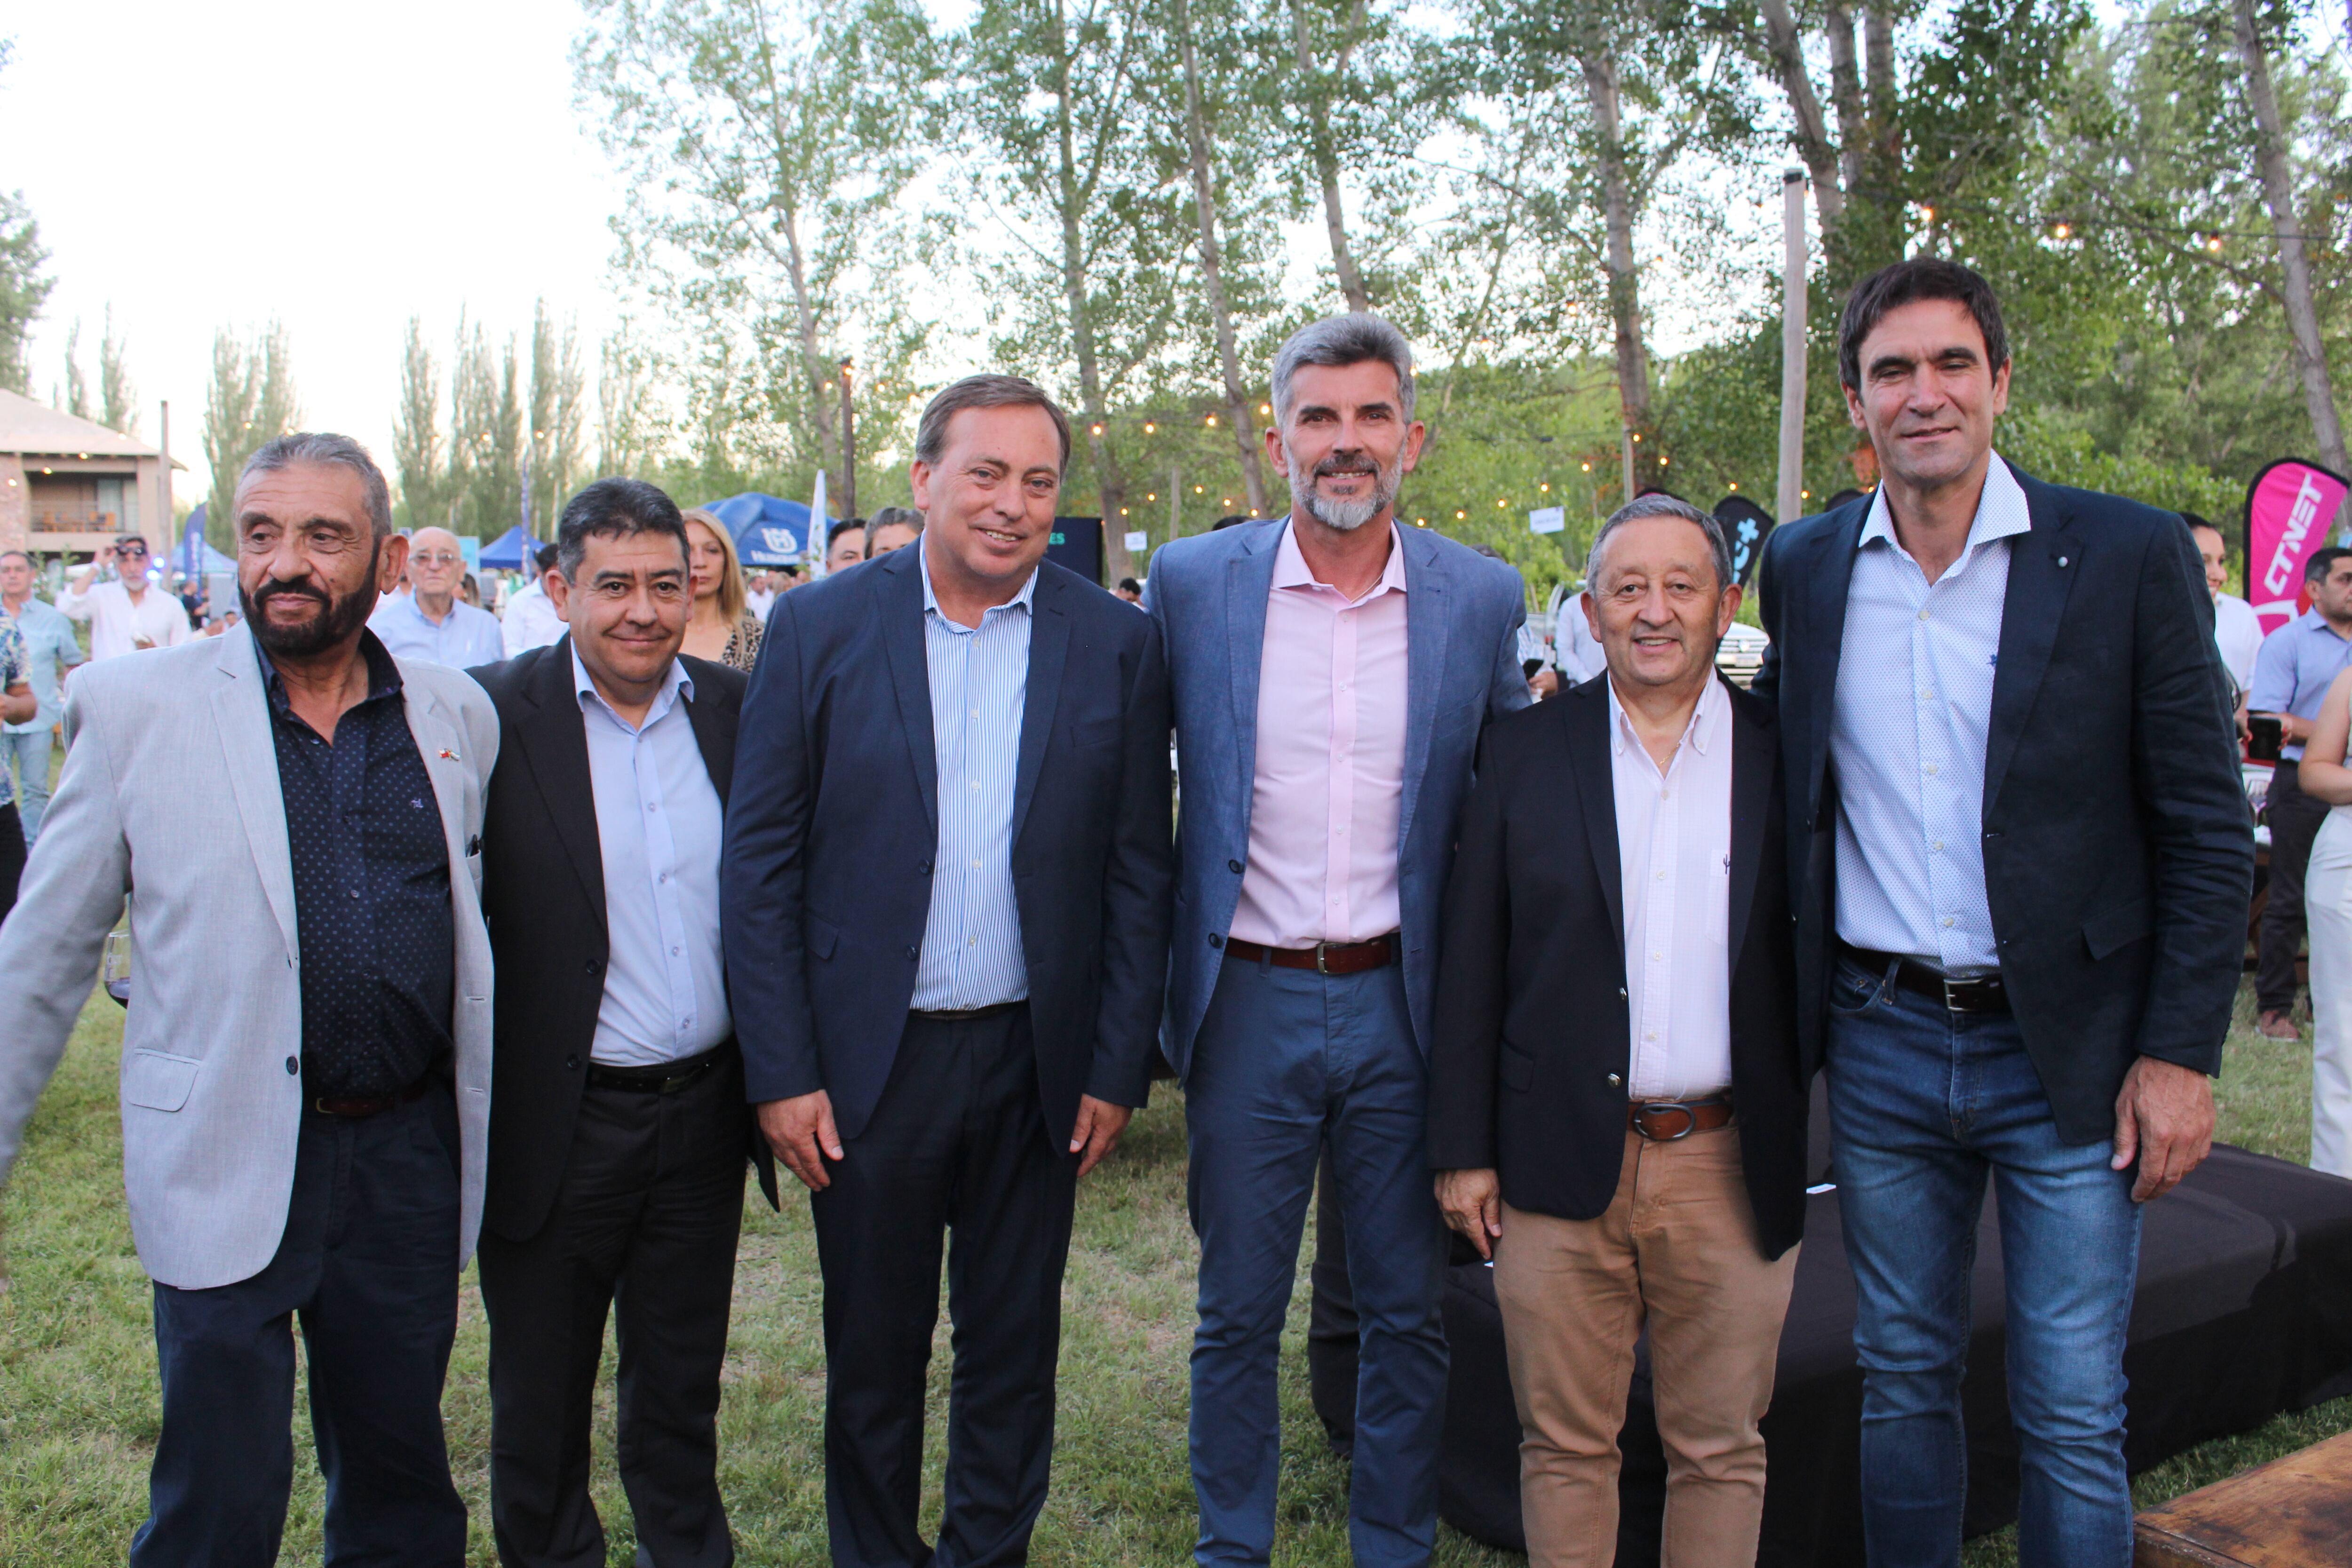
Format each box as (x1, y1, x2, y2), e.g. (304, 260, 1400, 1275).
(721, 546, 1174, 1146)
(1751, 462, 2252, 1144)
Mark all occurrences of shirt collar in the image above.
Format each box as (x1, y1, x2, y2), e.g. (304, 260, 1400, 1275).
(259, 627, 404, 716)
(571, 643, 692, 732)
(918, 533, 1039, 624)
(1857, 452, 2031, 565)
(1605, 669, 1727, 761)
(1272, 519, 1409, 602)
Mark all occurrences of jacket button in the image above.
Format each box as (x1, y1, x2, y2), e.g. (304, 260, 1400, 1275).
(565, 1055, 580, 1071)
(905, 945, 919, 961)
(584, 958, 603, 976)
(1228, 859, 1244, 874)
(1606, 1073, 1622, 1087)
(1209, 933, 1224, 949)
(919, 860, 932, 874)
(1618, 987, 1627, 998)
(285, 1056, 299, 1076)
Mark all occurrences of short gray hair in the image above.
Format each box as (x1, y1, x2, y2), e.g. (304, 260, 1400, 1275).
(238, 432, 393, 540)
(1271, 313, 1417, 426)
(1589, 493, 1734, 591)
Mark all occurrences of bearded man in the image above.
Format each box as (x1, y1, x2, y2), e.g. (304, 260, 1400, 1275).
(1144, 313, 1531, 1568)
(0, 433, 499, 1567)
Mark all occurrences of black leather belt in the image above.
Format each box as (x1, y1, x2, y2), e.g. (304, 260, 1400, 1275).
(1840, 943, 2010, 1013)
(913, 1001, 1023, 1022)
(312, 1076, 432, 1118)
(586, 1044, 727, 1095)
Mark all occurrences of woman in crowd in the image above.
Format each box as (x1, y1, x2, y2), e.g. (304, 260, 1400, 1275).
(2288, 666, 2352, 1179)
(680, 507, 765, 671)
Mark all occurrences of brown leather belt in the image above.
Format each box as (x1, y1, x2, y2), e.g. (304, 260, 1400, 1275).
(312, 1076, 432, 1118)
(1840, 943, 2010, 1014)
(1223, 933, 1398, 976)
(1628, 1094, 1734, 1141)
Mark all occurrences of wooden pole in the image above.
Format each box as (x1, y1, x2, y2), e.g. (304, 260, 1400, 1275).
(838, 359, 857, 519)
(1777, 169, 1809, 525)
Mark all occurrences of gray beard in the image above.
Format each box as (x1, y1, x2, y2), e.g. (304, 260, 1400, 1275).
(1290, 450, 1399, 533)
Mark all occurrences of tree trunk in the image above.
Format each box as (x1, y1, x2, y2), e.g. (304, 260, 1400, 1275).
(1175, 0, 1270, 516)
(1579, 48, 1652, 467)
(1863, 3, 1899, 178)
(748, 9, 841, 496)
(1292, 0, 1370, 312)
(2234, 0, 2349, 474)
(1053, 1, 1132, 582)
(1826, 3, 1864, 196)
(1757, 0, 1847, 235)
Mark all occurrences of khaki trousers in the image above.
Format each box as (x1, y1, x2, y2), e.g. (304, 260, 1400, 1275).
(1492, 1125, 1799, 1568)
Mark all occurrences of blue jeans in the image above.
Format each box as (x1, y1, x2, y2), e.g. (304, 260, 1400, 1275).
(3, 727, 50, 841)
(1185, 953, 1447, 1568)
(1827, 957, 2141, 1568)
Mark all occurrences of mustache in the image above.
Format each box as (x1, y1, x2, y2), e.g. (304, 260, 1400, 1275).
(251, 578, 331, 610)
(1315, 454, 1378, 477)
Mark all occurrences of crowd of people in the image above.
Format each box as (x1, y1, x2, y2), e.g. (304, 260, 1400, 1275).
(0, 257, 2293, 1568)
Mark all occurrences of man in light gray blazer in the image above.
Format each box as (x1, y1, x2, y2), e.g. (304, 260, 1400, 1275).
(0, 433, 498, 1568)
(1147, 314, 1530, 1568)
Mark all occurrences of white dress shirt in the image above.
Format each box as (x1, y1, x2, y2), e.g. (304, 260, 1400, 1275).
(1610, 676, 1735, 1100)
(745, 586, 777, 624)
(1830, 455, 2030, 973)
(368, 593, 507, 669)
(574, 648, 731, 1066)
(912, 538, 1035, 1011)
(502, 580, 567, 656)
(56, 578, 194, 661)
(2213, 592, 2262, 694)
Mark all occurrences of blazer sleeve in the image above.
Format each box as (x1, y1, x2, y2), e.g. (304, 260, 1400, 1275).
(1484, 578, 1534, 722)
(1086, 617, 1176, 1108)
(1750, 529, 1788, 706)
(2126, 517, 2257, 1074)
(0, 679, 133, 1184)
(1428, 728, 1512, 1170)
(721, 591, 827, 1104)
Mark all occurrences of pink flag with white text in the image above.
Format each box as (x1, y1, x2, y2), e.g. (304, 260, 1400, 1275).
(2246, 457, 2351, 636)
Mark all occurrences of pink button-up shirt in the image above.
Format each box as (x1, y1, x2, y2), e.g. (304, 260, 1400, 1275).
(1230, 523, 1410, 947)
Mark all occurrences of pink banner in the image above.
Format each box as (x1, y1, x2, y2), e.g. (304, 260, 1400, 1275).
(2247, 458, 2351, 636)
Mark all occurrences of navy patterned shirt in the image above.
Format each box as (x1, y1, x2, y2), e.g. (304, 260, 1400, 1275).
(261, 632, 454, 1099)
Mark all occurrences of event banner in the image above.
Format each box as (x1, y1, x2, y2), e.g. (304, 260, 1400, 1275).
(1715, 495, 1777, 588)
(2245, 457, 2351, 636)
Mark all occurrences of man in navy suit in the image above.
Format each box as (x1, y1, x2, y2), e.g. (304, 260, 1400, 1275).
(1752, 260, 2250, 1568)
(722, 375, 1173, 1568)
(1147, 313, 1530, 1568)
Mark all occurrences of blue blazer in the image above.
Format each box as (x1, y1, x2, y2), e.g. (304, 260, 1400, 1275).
(1751, 462, 2251, 1143)
(1147, 518, 1531, 1076)
(721, 547, 1175, 1146)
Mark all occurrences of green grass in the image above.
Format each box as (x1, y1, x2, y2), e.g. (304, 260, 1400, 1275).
(2, 978, 2344, 1566)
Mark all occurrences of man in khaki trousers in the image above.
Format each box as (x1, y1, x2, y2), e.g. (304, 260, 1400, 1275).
(1428, 495, 1812, 1565)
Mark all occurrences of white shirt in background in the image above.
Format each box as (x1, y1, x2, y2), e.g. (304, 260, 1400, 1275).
(1610, 675, 1736, 1101)
(56, 578, 194, 661)
(745, 586, 777, 624)
(501, 579, 567, 655)
(2213, 592, 2262, 694)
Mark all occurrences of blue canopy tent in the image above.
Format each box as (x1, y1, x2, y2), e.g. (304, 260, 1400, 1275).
(702, 493, 837, 566)
(478, 525, 539, 572)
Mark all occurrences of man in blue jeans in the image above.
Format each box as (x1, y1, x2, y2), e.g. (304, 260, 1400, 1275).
(1753, 260, 2251, 1567)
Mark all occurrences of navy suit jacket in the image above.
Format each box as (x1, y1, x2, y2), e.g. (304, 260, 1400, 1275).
(722, 547, 1174, 1146)
(1751, 462, 2252, 1144)
(1145, 518, 1530, 1075)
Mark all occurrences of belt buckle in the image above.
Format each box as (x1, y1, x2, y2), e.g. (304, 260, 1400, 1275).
(1943, 975, 1966, 1012)
(1635, 1102, 1698, 1141)
(1316, 940, 1333, 976)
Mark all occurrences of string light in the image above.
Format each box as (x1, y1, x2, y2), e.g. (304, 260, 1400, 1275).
(1581, 462, 1592, 472)
(1090, 423, 1104, 436)
(2052, 223, 2071, 240)
(1455, 509, 1467, 519)
(1204, 414, 1218, 427)
(1144, 422, 1156, 434)
(1540, 483, 1550, 493)
(1728, 481, 1739, 490)
(2207, 233, 2226, 253)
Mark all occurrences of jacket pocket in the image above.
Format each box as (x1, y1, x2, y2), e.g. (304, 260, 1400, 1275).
(2082, 896, 2154, 960)
(806, 913, 841, 961)
(1071, 714, 1121, 749)
(123, 1049, 200, 1113)
(1500, 1042, 1535, 1092)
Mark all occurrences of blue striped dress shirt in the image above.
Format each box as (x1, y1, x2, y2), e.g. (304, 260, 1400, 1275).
(912, 541, 1036, 1010)
(1830, 456, 2030, 974)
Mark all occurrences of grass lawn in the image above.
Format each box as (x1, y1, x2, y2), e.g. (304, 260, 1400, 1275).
(1, 975, 2345, 1566)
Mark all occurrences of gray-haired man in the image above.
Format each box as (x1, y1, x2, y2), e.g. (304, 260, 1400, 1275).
(0, 434, 498, 1567)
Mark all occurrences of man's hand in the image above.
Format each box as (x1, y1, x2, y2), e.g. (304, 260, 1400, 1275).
(757, 1090, 843, 1192)
(1068, 1095, 1133, 1178)
(1435, 1168, 1503, 1260)
(2112, 1057, 2216, 1203)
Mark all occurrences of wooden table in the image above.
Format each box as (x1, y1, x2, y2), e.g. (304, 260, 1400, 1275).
(2134, 1432, 2352, 1565)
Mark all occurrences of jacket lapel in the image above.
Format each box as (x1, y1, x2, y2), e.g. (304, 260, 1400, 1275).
(1725, 680, 1770, 970)
(877, 549, 939, 835)
(1984, 467, 2079, 813)
(679, 656, 739, 809)
(515, 641, 607, 924)
(403, 669, 475, 894)
(1399, 526, 1452, 853)
(1804, 504, 1866, 814)
(1565, 677, 1625, 956)
(1011, 571, 1071, 851)
(1224, 525, 1279, 814)
(208, 625, 299, 961)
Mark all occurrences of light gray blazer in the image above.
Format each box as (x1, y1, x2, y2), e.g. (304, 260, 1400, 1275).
(0, 623, 500, 1290)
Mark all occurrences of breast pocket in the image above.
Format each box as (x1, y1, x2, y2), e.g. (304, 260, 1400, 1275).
(1708, 852, 1731, 945)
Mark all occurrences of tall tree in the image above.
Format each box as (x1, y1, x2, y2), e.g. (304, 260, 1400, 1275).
(203, 323, 302, 548)
(578, 0, 942, 503)
(99, 306, 137, 437)
(392, 317, 444, 532)
(449, 315, 524, 538)
(59, 319, 89, 420)
(597, 321, 667, 480)
(0, 42, 50, 398)
(528, 299, 588, 528)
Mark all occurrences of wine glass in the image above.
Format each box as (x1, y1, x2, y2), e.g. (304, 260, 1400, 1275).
(102, 931, 130, 1008)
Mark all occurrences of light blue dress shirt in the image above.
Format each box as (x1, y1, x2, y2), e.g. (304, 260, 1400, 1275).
(367, 593, 507, 670)
(912, 538, 1035, 1011)
(573, 648, 731, 1066)
(1830, 456, 2032, 974)
(2249, 608, 2352, 761)
(2, 597, 84, 734)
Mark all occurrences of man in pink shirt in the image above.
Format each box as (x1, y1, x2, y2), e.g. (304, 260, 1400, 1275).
(1145, 314, 1532, 1568)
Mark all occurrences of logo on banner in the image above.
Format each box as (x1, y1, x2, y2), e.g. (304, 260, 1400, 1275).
(2246, 457, 2352, 636)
